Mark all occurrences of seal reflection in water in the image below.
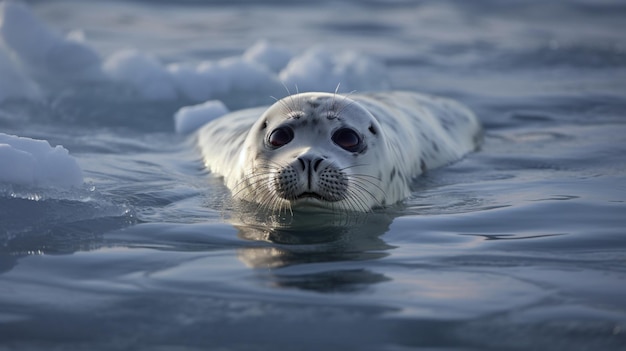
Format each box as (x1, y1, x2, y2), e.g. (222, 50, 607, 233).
(233, 208, 396, 270)
(198, 91, 481, 213)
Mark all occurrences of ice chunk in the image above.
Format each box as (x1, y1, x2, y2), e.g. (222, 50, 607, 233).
(1, 1, 391, 106)
(0, 1, 103, 80)
(168, 62, 229, 102)
(46, 31, 104, 79)
(0, 1, 57, 65)
(169, 56, 282, 103)
(243, 40, 293, 73)
(174, 100, 229, 135)
(216, 57, 281, 94)
(0, 46, 41, 102)
(103, 49, 178, 100)
(279, 47, 389, 93)
(0, 133, 83, 188)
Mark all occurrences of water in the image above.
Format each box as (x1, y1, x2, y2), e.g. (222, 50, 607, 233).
(2, 0, 626, 350)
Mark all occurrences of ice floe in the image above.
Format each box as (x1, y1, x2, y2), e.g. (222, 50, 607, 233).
(0, 133, 83, 188)
(0, 0, 388, 107)
(174, 100, 229, 135)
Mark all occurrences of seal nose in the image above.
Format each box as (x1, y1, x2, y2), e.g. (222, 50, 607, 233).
(295, 155, 325, 190)
(296, 155, 325, 172)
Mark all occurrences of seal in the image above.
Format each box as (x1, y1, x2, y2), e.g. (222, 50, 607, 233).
(197, 91, 481, 212)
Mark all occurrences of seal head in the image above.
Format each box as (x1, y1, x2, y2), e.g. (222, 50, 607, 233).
(234, 92, 387, 212)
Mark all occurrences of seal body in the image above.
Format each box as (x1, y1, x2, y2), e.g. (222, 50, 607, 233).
(197, 91, 481, 212)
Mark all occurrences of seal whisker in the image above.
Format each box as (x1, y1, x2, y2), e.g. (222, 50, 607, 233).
(229, 161, 290, 201)
(335, 91, 358, 117)
(340, 166, 383, 181)
(271, 94, 296, 115)
(257, 187, 283, 214)
(344, 187, 372, 213)
(280, 81, 292, 97)
(230, 173, 267, 197)
(342, 191, 363, 213)
(258, 193, 277, 213)
(286, 85, 302, 114)
(350, 178, 384, 203)
(347, 174, 386, 198)
(331, 83, 342, 112)
(347, 180, 381, 210)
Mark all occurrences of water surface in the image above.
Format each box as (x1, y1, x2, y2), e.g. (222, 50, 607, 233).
(1, 0, 626, 350)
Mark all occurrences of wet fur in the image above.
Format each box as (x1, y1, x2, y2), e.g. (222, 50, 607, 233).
(197, 91, 481, 213)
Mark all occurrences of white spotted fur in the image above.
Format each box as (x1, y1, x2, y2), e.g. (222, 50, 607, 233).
(197, 91, 481, 212)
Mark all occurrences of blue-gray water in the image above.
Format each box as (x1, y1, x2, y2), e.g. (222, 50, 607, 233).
(2, 0, 626, 350)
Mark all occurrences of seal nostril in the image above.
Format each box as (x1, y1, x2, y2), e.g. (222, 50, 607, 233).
(312, 158, 323, 172)
(297, 157, 306, 170)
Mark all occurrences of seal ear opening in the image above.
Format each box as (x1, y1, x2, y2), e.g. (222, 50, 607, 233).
(368, 124, 377, 135)
(261, 120, 268, 130)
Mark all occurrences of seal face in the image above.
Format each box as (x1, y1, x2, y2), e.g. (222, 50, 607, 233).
(197, 91, 482, 212)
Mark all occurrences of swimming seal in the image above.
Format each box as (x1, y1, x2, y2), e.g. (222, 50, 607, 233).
(197, 91, 481, 212)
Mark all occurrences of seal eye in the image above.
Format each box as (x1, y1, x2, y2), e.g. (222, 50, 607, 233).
(268, 126, 294, 148)
(332, 128, 362, 152)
